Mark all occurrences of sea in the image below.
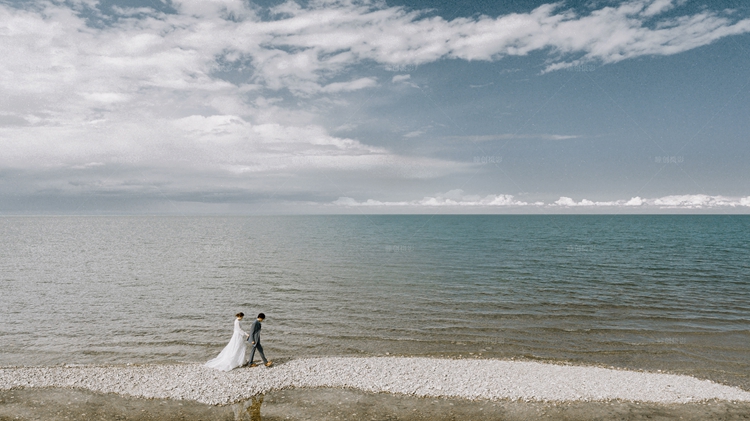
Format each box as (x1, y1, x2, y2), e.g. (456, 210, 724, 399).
(1, 215, 748, 389)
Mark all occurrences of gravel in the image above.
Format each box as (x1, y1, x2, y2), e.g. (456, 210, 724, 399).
(2, 357, 749, 405)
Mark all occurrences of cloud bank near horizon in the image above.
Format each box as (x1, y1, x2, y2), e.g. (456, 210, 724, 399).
(333, 192, 750, 209)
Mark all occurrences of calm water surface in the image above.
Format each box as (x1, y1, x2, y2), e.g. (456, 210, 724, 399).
(1, 216, 748, 388)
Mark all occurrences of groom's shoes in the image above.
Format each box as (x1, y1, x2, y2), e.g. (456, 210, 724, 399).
(265, 361, 273, 367)
(249, 363, 258, 367)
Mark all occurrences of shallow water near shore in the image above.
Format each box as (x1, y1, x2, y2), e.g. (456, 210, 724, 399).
(1, 215, 749, 390)
(3, 387, 750, 421)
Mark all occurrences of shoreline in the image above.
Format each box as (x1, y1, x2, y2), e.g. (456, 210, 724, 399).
(2, 357, 749, 406)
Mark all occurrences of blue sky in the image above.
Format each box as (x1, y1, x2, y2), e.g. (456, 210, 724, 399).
(1, 0, 749, 213)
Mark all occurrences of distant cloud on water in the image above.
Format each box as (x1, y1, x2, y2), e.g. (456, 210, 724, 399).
(334, 192, 750, 210)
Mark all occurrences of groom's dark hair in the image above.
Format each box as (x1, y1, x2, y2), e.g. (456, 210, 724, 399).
(257, 313, 265, 319)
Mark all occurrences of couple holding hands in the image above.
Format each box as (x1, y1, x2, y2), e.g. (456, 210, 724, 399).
(205, 312, 272, 371)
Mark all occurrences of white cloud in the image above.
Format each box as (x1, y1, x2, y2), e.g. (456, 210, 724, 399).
(554, 197, 623, 207)
(254, 0, 750, 76)
(392, 74, 411, 83)
(650, 195, 750, 208)
(2, 0, 746, 118)
(0, 0, 749, 206)
(642, 0, 676, 17)
(319, 77, 378, 93)
(553, 195, 750, 208)
(334, 190, 530, 207)
(3, 0, 746, 111)
(334, 193, 750, 209)
(625, 197, 644, 206)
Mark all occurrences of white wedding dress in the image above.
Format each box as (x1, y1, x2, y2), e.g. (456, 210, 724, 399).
(205, 318, 248, 371)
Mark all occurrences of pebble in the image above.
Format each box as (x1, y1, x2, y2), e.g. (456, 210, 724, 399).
(1, 357, 749, 406)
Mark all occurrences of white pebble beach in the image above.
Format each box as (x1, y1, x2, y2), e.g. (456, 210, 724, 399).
(2, 357, 749, 406)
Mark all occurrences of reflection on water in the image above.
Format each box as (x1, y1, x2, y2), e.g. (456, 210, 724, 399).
(233, 394, 264, 421)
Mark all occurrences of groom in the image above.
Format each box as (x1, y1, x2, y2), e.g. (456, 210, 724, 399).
(248, 313, 272, 367)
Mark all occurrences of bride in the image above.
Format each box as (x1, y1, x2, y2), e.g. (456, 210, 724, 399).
(205, 312, 250, 371)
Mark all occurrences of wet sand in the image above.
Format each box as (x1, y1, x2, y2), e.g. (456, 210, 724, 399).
(3, 387, 750, 421)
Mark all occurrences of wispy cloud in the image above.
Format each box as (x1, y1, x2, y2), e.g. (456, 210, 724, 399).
(447, 134, 581, 142)
(392, 74, 412, 84)
(403, 130, 424, 138)
(3, 0, 746, 121)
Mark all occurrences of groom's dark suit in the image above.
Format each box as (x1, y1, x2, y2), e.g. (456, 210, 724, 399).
(249, 319, 268, 365)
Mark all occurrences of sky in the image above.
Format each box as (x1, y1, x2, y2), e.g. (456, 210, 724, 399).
(1, 0, 749, 214)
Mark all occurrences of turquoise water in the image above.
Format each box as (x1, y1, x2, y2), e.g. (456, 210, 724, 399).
(1, 215, 748, 388)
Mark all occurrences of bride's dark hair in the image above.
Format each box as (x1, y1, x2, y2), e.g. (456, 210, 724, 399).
(235, 312, 244, 318)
